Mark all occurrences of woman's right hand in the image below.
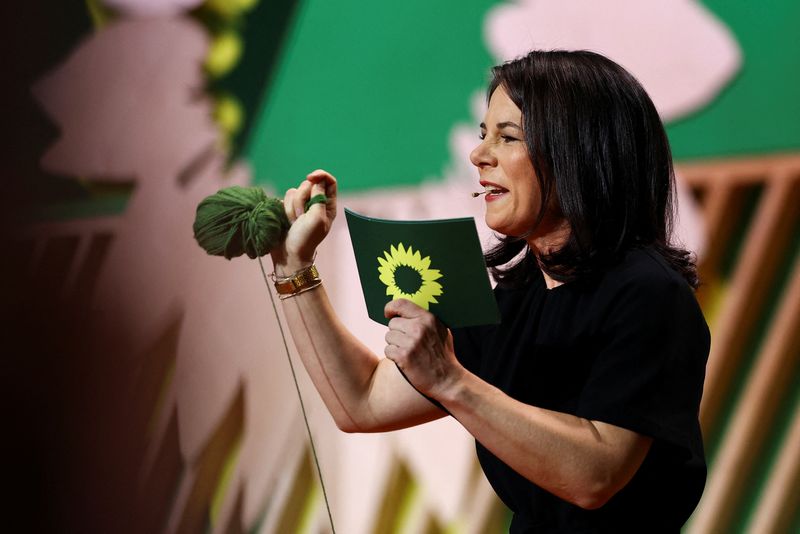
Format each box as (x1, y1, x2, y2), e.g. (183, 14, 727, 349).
(271, 169, 338, 275)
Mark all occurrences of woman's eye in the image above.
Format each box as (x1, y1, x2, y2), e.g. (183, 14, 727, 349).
(501, 135, 518, 143)
(479, 132, 486, 140)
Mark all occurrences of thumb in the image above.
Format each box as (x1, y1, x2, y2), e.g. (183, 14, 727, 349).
(384, 297, 427, 320)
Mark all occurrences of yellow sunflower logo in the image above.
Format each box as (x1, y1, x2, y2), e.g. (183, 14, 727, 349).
(377, 243, 443, 310)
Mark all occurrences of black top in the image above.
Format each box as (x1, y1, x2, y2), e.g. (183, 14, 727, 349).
(451, 246, 710, 533)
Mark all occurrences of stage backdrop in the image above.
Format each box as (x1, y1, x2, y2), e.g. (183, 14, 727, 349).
(18, 0, 800, 533)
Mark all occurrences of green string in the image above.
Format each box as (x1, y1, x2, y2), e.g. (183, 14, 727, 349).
(305, 193, 328, 211)
(193, 186, 335, 532)
(258, 257, 336, 534)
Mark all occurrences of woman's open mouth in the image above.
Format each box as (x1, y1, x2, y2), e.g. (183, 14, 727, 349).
(482, 183, 509, 201)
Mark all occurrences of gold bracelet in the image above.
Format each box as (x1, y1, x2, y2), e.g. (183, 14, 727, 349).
(272, 264, 322, 299)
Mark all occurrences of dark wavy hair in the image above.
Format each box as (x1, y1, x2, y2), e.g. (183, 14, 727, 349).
(484, 50, 698, 289)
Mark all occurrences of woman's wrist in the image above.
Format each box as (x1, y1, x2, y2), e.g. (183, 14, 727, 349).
(272, 263, 322, 299)
(273, 259, 314, 277)
(271, 250, 316, 277)
(432, 364, 472, 407)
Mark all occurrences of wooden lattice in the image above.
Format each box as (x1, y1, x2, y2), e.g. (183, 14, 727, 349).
(678, 153, 800, 534)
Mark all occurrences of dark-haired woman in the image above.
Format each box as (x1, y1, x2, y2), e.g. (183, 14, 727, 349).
(270, 50, 710, 533)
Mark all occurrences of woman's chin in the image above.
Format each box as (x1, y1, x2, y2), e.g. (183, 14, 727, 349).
(483, 215, 501, 234)
(484, 217, 513, 237)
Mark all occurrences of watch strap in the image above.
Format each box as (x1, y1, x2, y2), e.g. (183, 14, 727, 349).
(273, 264, 322, 298)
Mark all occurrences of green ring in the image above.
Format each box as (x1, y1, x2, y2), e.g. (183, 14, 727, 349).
(305, 194, 328, 212)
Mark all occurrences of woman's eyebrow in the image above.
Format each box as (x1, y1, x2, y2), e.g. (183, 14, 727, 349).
(478, 121, 522, 130)
(497, 121, 522, 130)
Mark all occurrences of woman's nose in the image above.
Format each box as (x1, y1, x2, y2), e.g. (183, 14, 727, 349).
(470, 140, 495, 168)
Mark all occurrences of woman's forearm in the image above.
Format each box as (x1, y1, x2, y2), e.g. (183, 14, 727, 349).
(279, 282, 445, 432)
(279, 282, 377, 431)
(381, 298, 651, 508)
(438, 370, 652, 509)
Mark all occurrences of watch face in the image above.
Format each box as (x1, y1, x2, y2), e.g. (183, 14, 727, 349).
(275, 266, 319, 294)
(275, 280, 294, 294)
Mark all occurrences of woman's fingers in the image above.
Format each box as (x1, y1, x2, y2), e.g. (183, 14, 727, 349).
(385, 329, 412, 350)
(385, 307, 440, 355)
(307, 169, 338, 218)
(286, 170, 337, 221)
(283, 187, 298, 223)
(387, 315, 411, 333)
(384, 298, 428, 320)
(292, 180, 313, 218)
(383, 302, 458, 397)
(308, 180, 328, 213)
(306, 169, 338, 196)
(274, 170, 338, 268)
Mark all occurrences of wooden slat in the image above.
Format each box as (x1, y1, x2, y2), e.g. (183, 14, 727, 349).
(700, 176, 800, 431)
(688, 249, 800, 533)
(696, 180, 739, 279)
(677, 153, 800, 186)
(693, 180, 750, 313)
(748, 394, 800, 534)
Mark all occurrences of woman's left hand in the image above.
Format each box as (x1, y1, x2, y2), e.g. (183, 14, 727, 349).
(383, 299, 464, 399)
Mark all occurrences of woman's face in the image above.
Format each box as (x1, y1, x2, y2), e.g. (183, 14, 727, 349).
(470, 86, 546, 238)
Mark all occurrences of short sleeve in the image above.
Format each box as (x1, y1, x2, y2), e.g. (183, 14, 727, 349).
(451, 323, 485, 376)
(575, 273, 710, 452)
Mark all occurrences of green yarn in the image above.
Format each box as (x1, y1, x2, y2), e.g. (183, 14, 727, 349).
(305, 193, 328, 211)
(193, 185, 328, 259)
(193, 186, 290, 259)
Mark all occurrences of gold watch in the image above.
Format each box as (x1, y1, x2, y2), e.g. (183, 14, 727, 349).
(273, 264, 322, 298)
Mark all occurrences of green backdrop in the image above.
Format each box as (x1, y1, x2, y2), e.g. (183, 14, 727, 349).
(27, 0, 800, 215)
(244, 0, 800, 192)
(244, 0, 498, 192)
(666, 0, 800, 160)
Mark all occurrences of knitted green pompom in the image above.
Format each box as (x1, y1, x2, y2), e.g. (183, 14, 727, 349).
(193, 186, 290, 259)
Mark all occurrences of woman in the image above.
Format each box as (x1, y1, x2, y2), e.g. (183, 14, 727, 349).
(270, 50, 709, 532)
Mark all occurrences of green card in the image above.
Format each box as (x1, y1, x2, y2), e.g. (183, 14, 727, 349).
(344, 208, 500, 328)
